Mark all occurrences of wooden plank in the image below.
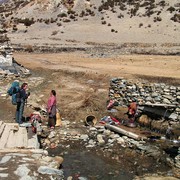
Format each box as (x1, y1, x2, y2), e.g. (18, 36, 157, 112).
(0, 125, 11, 149)
(0, 124, 5, 137)
(28, 134, 40, 149)
(22, 128, 28, 148)
(6, 129, 17, 148)
(15, 127, 28, 148)
(5, 123, 19, 131)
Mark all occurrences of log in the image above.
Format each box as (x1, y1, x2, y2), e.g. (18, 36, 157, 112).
(105, 124, 141, 140)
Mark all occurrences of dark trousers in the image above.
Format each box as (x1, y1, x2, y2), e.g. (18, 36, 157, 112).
(16, 102, 25, 124)
(48, 115, 56, 127)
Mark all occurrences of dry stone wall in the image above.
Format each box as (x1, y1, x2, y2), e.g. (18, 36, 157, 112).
(109, 77, 180, 122)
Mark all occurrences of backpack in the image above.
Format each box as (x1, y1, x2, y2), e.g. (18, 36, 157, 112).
(7, 81, 21, 105)
(11, 90, 21, 105)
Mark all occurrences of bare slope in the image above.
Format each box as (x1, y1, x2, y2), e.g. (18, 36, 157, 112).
(0, 0, 179, 50)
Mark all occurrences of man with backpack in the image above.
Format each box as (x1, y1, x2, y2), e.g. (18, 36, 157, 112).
(16, 82, 30, 124)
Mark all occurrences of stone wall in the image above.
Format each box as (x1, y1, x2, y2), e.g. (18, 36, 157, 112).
(109, 77, 180, 122)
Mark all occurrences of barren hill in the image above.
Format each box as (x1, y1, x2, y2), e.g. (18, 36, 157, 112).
(0, 0, 180, 53)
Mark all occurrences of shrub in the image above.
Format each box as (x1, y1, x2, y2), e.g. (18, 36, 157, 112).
(156, 17, 162, 21)
(12, 25, 18, 31)
(171, 14, 180, 23)
(50, 18, 56, 23)
(24, 45, 33, 52)
(63, 19, 71, 23)
(69, 14, 75, 19)
(154, 16, 162, 22)
(44, 19, 50, 24)
(167, 6, 175, 13)
(57, 23, 62, 26)
(18, 18, 35, 26)
(58, 13, 67, 18)
(67, 10, 75, 14)
(51, 31, 58, 35)
(118, 14, 124, 18)
(139, 23, 143, 28)
(79, 10, 85, 17)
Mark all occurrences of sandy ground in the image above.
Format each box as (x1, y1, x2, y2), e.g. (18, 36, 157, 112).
(10, 51, 180, 122)
(14, 52, 180, 80)
(1, 51, 179, 123)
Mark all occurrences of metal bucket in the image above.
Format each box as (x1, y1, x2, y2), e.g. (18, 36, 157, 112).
(85, 115, 97, 126)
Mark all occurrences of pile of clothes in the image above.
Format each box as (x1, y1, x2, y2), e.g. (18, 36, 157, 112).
(100, 116, 120, 125)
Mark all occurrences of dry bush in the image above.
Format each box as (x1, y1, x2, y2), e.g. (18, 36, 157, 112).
(63, 18, 71, 23)
(58, 13, 67, 18)
(44, 19, 50, 24)
(171, 14, 180, 23)
(18, 18, 35, 26)
(57, 22, 62, 26)
(50, 18, 57, 23)
(24, 45, 33, 52)
(167, 6, 175, 13)
(12, 24, 18, 31)
(139, 23, 143, 28)
(51, 30, 58, 36)
(69, 14, 75, 19)
(118, 13, 124, 18)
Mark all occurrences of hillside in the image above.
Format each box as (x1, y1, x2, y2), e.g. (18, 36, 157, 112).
(0, 0, 180, 54)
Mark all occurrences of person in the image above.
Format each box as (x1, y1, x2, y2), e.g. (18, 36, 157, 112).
(127, 99, 137, 123)
(47, 90, 57, 129)
(16, 82, 30, 124)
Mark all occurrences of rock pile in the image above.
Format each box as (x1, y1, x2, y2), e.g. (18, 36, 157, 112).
(108, 77, 180, 137)
(109, 77, 180, 121)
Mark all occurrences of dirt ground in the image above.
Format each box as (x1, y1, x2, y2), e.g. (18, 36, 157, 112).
(14, 52, 180, 80)
(0, 51, 180, 179)
(7, 52, 180, 122)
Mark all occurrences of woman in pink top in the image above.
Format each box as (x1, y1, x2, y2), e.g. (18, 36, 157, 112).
(47, 90, 57, 129)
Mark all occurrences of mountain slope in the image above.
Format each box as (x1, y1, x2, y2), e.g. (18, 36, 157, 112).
(0, 0, 179, 52)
